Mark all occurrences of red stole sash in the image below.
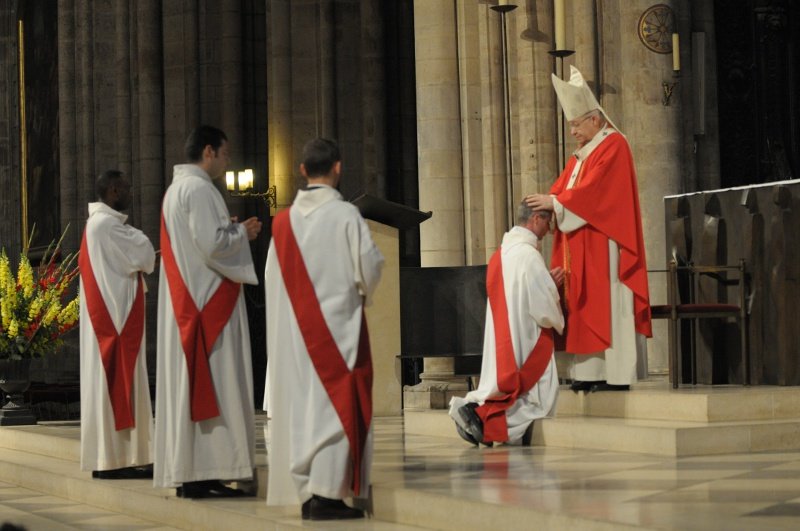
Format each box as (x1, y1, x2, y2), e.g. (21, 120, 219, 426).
(272, 209, 373, 497)
(79, 231, 145, 431)
(476, 248, 554, 443)
(160, 214, 241, 422)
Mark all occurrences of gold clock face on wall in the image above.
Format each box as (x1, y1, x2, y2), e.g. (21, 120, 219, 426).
(638, 4, 675, 54)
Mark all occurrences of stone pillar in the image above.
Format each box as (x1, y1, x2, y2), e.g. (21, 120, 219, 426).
(516, 0, 559, 263)
(57, 0, 77, 252)
(415, 0, 465, 267)
(405, 0, 468, 409)
(221, 0, 244, 167)
(162, 1, 199, 175)
(0, 1, 21, 255)
(266, 0, 293, 211)
(599, 0, 682, 375)
(135, 0, 164, 243)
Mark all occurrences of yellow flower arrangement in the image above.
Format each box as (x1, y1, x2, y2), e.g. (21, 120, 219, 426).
(0, 229, 80, 360)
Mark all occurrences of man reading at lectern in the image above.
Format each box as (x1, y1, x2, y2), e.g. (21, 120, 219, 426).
(155, 125, 262, 498)
(264, 138, 384, 520)
(526, 66, 651, 393)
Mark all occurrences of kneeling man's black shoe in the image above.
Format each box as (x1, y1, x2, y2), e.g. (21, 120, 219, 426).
(302, 498, 312, 520)
(458, 403, 484, 444)
(176, 480, 251, 499)
(570, 380, 601, 393)
(308, 495, 364, 520)
(455, 422, 478, 446)
(92, 465, 153, 480)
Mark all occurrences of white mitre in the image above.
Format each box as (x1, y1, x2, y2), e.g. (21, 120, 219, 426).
(552, 65, 619, 132)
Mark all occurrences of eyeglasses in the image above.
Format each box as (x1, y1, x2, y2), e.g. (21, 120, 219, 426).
(568, 115, 593, 129)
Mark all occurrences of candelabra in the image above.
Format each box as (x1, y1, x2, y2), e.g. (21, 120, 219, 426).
(226, 169, 277, 208)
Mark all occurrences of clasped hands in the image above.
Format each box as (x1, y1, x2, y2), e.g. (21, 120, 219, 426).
(231, 216, 263, 241)
(549, 266, 565, 288)
(523, 194, 562, 287)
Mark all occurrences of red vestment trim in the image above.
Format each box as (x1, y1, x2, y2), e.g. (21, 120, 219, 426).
(160, 214, 241, 422)
(79, 231, 145, 431)
(476, 247, 554, 443)
(272, 209, 373, 497)
(550, 132, 652, 354)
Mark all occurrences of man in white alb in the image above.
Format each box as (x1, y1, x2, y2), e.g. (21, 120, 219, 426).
(449, 201, 564, 446)
(155, 125, 262, 498)
(265, 138, 384, 520)
(80, 169, 155, 479)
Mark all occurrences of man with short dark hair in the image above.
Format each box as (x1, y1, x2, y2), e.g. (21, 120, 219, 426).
(264, 138, 384, 520)
(155, 125, 262, 498)
(79, 170, 155, 479)
(450, 200, 564, 446)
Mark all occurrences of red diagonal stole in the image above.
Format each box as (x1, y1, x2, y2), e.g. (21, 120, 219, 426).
(79, 231, 145, 431)
(271, 209, 373, 497)
(476, 248, 554, 443)
(160, 213, 241, 422)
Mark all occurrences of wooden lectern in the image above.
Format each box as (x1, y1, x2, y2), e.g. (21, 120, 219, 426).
(351, 194, 431, 416)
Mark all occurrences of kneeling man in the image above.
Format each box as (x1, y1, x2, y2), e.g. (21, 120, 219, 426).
(450, 201, 564, 445)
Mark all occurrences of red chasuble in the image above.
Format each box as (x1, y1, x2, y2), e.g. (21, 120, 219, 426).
(160, 214, 241, 422)
(271, 209, 373, 497)
(550, 132, 652, 354)
(475, 248, 554, 444)
(79, 232, 145, 431)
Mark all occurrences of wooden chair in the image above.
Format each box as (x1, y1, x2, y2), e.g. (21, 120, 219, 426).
(651, 259, 749, 388)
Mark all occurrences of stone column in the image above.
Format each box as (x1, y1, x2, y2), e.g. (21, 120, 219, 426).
(0, 1, 21, 254)
(266, 0, 294, 211)
(415, 0, 465, 267)
(405, 0, 469, 409)
(516, 0, 559, 264)
(57, 0, 77, 252)
(136, 0, 164, 244)
(600, 0, 682, 375)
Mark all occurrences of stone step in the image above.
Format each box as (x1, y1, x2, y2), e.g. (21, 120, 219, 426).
(556, 382, 800, 422)
(534, 415, 800, 457)
(0, 445, 277, 531)
(404, 386, 800, 457)
(370, 480, 646, 531)
(0, 418, 672, 531)
(0, 442, 428, 530)
(0, 420, 663, 531)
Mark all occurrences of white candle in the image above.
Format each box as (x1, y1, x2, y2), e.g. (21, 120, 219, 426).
(672, 33, 680, 71)
(225, 171, 235, 191)
(243, 169, 254, 190)
(555, 0, 566, 51)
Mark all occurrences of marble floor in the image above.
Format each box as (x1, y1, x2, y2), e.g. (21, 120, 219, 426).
(2, 414, 800, 529)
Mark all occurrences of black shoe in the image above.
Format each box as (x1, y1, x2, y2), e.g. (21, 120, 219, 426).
(570, 380, 601, 393)
(458, 403, 484, 444)
(92, 465, 153, 480)
(455, 422, 479, 446)
(302, 498, 312, 520)
(521, 421, 534, 446)
(589, 383, 630, 393)
(176, 480, 251, 499)
(308, 495, 364, 520)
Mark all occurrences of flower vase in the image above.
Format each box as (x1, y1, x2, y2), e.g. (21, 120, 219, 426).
(0, 358, 37, 426)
